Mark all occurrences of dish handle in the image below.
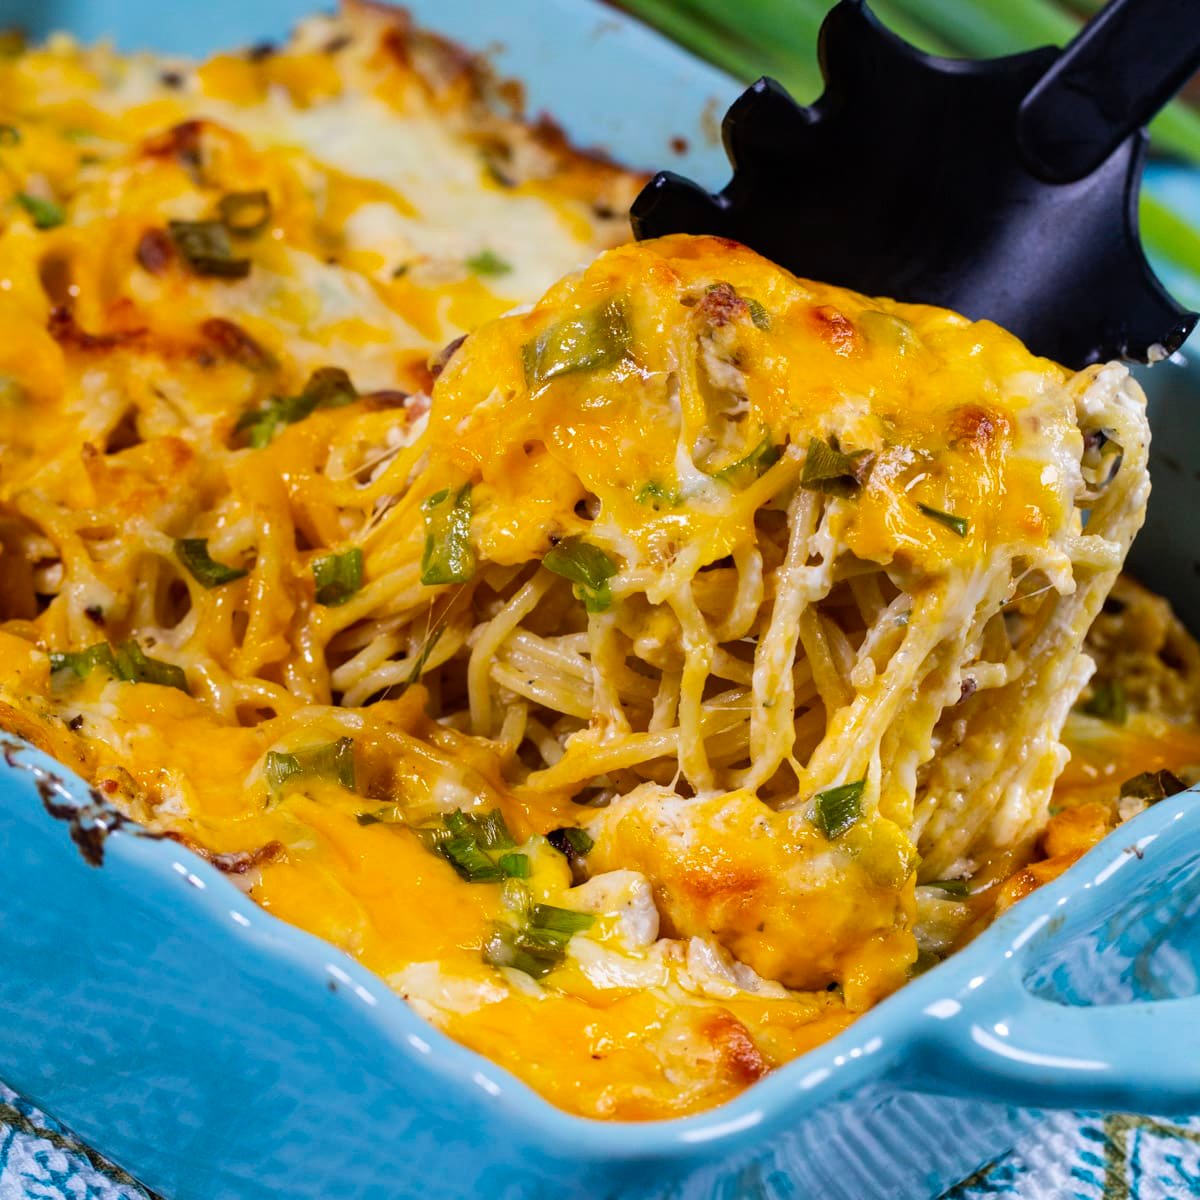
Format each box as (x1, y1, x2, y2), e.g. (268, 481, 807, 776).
(913, 797, 1200, 1113)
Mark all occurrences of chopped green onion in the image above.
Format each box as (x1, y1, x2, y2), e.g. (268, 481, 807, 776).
(16, 193, 64, 230)
(497, 851, 531, 879)
(713, 434, 781, 485)
(217, 190, 271, 237)
(418, 808, 522, 882)
(1080, 679, 1127, 726)
(356, 808, 403, 826)
(113, 640, 189, 692)
(813, 779, 865, 839)
(522, 297, 631, 386)
(482, 902, 595, 979)
(420, 484, 475, 586)
(443, 807, 516, 850)
(50, 640, 187, 692)
(917, 502, 970, 538)
(745, 296, 771, 331)
(168, 219, 250, 278)
(1119, 769, 1186, 802)
(465, 248, 512, 276)
(49, 643, 119, 680)
(547, 826, 594, 863)
(266, 736, 356, 795)
(925, 879, 970, 897)
(442, 835, 506, 882)
(312, 547, 363, 607)
(802, 436, 872, 498)
(0, 125, 20, 146)
(542, 538, 617, 613)
(529, 904, 595, 935)
(175, 538, 248, 587)
(635, 480, 682, 509)
(236, 366, 358, 447)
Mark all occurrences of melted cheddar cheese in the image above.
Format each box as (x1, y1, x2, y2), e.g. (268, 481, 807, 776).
(0, 5, 1193, 1123)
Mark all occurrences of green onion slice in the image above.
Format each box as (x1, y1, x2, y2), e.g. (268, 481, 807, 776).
(547, 826, 594, 862)
(635, 480, 682, 509)
(266, 736, 356, 795)
(1119, 768, 1187, 802)
(542, 538, 617, 613)
(522, 297, 631, 386)
(217, 190, 271, 237)
(50, 641, 187, 692)
(441, 835, 506, 883)
(745, 296, 771, 331)
(713, 434, 781, 485)
(482, 903, 595, 979)
(813, 779, 865, 839)
(420, 484, 475, 586)
(465, 248, 512, 276)
(917, 503, 970, 538)
(1080, 679, 1128, 726)
(167, 219, 250, 278)
(236, 366, 358, 448)
(175, 537, 248, 587)
(0, 125, 20, 146)
(497, 852, 531, 879)
(312, 547, 363, 607)
(801, 436, 872, 497)
(925, 879, 970, 897)
(356, 808, 403, 826)
(113, 640, 189, 692)
(49, 643, 119, 680)
(417, 808, 521, 882)
(16, 193, 64, 230)
(529, 904, 595, 935)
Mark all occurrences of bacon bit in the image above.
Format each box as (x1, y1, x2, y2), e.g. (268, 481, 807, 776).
(429, 334, 467, 380)
(141, 119, 205, 179)
(809, 305, 859, 356)
(38, 251, 74, 307)
(136, 228, 174, 275)
(958, 677, 978, 703)
(696, 281, 749, 328)
(698, 1010, 771, 1084)
(405, 392, 431, 420)
(160, 830, 285, 874)
(670, 135, 689, 154)
(199, 317, 273, 371)
(379, 21, 416, 69)
(100, 778, 119, 794)
(361, 388, 411, 409)
(48, 306, 145, 352)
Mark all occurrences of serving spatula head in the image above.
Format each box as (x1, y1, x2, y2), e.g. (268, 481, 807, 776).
(631, 0, 1199, 368)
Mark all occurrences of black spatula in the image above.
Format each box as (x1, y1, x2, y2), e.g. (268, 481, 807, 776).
(631, 0, 1200, 368)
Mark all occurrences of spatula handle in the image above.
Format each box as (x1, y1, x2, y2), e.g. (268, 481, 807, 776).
(1017, 0, 1200, 183)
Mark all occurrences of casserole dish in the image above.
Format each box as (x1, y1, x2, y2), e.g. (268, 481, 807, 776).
(2, 1, 1200, 1196)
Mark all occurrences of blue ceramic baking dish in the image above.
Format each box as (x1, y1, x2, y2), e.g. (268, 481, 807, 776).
(2, 3, 1200, 1198)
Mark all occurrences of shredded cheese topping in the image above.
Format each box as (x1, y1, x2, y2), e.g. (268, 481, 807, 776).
(0, 5, 1179, 1122)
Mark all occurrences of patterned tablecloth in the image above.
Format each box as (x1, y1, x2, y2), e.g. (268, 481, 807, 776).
(3, 1081, 1199, 1200)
